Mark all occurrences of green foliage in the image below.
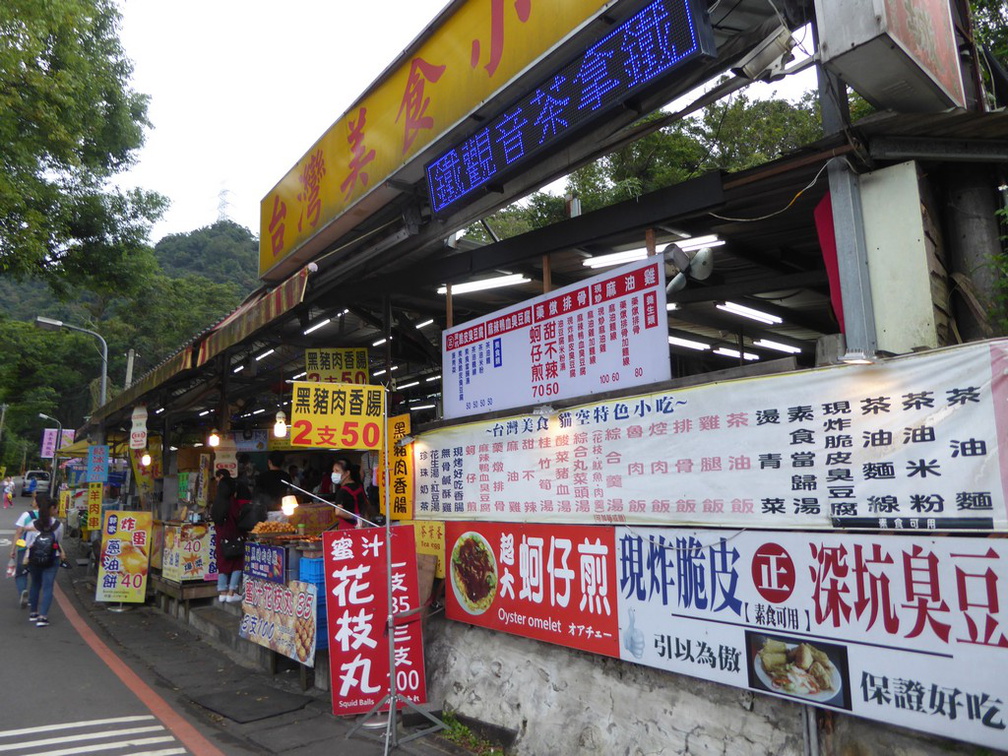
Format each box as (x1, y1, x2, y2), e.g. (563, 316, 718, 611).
(972, 0, 1008, 62)
(154, 220, 261, 294)
(991, 205, 1008, 336)
(439, 711, 504, 756)
(0, 0, 165, 288)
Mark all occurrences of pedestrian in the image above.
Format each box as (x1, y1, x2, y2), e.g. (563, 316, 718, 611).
(3, 476, 14, 508)
(23, 493, 64, 627)
(210, 469, 245, 603)
(254, 451, 291, 512)
(9, 495, 40, 608)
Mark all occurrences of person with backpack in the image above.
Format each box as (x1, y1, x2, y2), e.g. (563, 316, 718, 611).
(331, 458, 370, 529)
(8, 496, 39, 608)
(210, 469, 247, 603)
(22, 493, 64, 627)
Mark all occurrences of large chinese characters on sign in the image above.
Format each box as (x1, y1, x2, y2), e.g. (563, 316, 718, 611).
(417, 339, 1008, 531)
(443, 258, 670, 419)
(260, 0, 614, 278)
(95, 511, 152, 603)
(290, 381, 385, 450)
(615, 527, 1008, 751)
(445, 522, 620, 656)
(322, 526, 427, 716)
(426, 0, 714, 215)
(305, 348, 370, 384)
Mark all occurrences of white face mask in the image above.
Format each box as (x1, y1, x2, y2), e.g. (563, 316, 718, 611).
(331, 472, 340, 484)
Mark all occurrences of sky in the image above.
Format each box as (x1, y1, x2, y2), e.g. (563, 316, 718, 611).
(115, 0, 450, 244)
(114, 0, 817, 247)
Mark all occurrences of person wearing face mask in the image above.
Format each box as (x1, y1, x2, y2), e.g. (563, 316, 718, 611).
(329, 458, 368, 529)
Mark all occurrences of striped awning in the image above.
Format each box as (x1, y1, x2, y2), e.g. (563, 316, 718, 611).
(196, 267, 310, 367)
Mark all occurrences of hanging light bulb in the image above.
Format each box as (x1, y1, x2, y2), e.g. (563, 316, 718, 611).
(140, 450, 152, 467)
(208, 429, 221, 447)
(274, 410, 287, 438)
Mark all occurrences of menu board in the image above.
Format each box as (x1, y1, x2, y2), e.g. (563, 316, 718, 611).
(442, 258, 670, 419)
(418, 339, 1008, 531)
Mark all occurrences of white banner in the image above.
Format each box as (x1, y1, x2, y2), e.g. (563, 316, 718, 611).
(442, 258, 670, 419)
(614, 527, 1008, 750)
(416, 339, 1008, 530)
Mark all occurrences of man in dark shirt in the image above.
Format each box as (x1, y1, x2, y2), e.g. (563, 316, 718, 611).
(255, 451, 291, 511)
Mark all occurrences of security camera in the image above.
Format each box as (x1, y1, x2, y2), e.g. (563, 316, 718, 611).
(731, 25, 795, 82)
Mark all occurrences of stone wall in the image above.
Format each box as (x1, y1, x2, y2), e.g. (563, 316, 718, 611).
(423, 616, 1000, 756)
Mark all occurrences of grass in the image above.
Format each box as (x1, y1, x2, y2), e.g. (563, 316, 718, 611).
(439, 710, 505, 756)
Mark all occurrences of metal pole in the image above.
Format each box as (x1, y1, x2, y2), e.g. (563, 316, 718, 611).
(383, 406, 398, 749)
(59, 322, 108, 407)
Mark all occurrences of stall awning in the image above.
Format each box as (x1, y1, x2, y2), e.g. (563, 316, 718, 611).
(94, 348, 193, 421)
(58, 433, 128, 457)
(196, 267, 310, 368)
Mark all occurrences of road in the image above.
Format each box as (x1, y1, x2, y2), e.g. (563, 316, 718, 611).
(0, 485, 228, 756)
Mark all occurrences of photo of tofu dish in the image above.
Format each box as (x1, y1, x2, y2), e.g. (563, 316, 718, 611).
(756, 638, 839, 700)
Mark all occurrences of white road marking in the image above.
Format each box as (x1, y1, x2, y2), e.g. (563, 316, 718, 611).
(123, 751, 187, 756)
(0, 716, 155, 739)
(0, 726, 165, 751)
(25, 735, 176, 756)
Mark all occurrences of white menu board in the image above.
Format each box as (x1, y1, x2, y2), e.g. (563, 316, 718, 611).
(442, 258, 671, 419)
(417, 338, 1008, 531)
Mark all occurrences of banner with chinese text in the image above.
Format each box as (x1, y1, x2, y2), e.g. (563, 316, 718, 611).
(306, 348, 370, 384)
(408, 520, 445, 579)
(614, 526, 1008, 751)
(416, 339, 1008, 531)
(240, 578, 318, 667)
(291, 381, 385, 450)
(323, 525, 427, 716)
(442, 258, 669, 419)
(86, 445, 109, 483)
(95, 511, 152, 603)
(87, 482, 102, 529)
(382, 414, 414, 520)
(40, 429, 74, 459)
(162, 523, 217, 583)
(259, 0, 612, 277)
(445, 522, 620, 655)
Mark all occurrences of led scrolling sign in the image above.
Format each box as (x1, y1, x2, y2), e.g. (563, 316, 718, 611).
(426, 0, 716, 214)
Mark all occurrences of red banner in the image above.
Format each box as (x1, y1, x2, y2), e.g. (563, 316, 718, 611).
(445, 522, 620, 657)
(323, 525, 427, 716)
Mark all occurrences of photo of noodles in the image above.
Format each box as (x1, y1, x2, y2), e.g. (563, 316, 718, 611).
(450, 532, 498, 615)
(756, 638, 840, 700)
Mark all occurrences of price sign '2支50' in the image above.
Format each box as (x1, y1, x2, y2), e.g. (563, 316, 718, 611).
(290, 381, 385, 450)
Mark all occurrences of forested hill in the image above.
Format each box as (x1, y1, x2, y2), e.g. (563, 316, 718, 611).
(154, 219, 260, 294)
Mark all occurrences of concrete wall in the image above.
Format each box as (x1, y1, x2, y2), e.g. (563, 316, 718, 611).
(423, 616, 999, 756)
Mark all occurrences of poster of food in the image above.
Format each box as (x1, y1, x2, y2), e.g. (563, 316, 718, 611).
(162, 523, 217, 583)
(323, 525, 427, 716)
(95, 511, 152, 603)
(244, 542, 286, 583)
(240, 578, 317, 667)
(444, 522, 621, 657)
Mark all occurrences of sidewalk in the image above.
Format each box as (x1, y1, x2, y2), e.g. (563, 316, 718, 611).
(59, 543, 461, 756)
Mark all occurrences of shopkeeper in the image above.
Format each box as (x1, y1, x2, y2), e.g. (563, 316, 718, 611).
(329, 458, 369, 529)
(255, 451, 291, 511)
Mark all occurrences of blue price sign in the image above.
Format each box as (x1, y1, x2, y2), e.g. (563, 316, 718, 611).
(426, 0, 715, 215)
(244, 542, 287, 584)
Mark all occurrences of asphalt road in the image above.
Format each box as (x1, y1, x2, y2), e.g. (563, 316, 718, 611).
(0, 484, 217, 755)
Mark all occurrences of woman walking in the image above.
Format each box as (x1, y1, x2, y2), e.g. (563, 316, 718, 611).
(23, 493, 64, 627)
(210, 469, 246, 602)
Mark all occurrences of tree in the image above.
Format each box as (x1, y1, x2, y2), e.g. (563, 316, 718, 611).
(153, 220, 261, 295)
(0, 0, 165, 288)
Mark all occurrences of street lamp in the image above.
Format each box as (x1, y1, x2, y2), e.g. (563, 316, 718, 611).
(38, 412, 62, 498)
(35, 316, 108, 407)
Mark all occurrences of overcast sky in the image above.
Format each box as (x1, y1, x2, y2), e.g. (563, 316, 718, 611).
(115, 1, 816, 247)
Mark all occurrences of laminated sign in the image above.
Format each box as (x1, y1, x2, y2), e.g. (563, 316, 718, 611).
(290, 380, 385, 450)
(323, 526, 427, 716)
(95, 511, 152, 603)
(305, 348, 370, 384)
